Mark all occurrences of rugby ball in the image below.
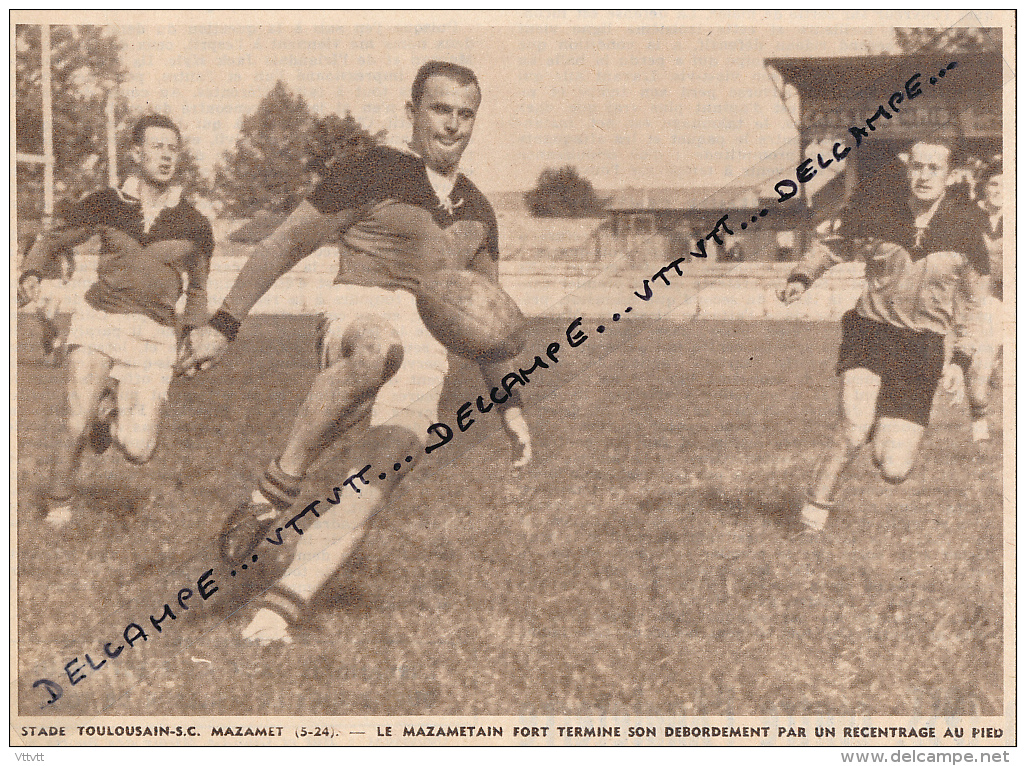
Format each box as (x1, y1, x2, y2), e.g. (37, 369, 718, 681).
(416, 269, 527, 362)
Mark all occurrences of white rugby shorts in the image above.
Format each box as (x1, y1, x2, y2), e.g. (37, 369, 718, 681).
(321, 284, 448, 436)
(66, 300, 177, 400)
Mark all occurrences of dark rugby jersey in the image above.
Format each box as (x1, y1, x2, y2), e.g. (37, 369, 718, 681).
(309, 145, 499, 289)
(21, 238, 74, 281)
(983, 212, 1002, 300)
(219, 146, 500, 323)
(792, 192, 989, 338)
(22, 186, 213, 328)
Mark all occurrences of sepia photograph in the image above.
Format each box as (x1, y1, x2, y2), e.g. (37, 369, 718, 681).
(10, 9, 1015, 754)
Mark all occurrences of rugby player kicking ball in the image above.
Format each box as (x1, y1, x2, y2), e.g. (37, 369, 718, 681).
(182, 61, 532, 644)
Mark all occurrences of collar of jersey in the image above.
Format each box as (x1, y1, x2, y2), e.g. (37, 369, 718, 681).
(117, 175, 184, 211)
(399, 143, 463, 198)
(906, 192, 946, 230)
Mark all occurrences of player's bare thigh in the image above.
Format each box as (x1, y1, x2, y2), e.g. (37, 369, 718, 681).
(839, 367, 882, 446)
(64, 345, 115, 433)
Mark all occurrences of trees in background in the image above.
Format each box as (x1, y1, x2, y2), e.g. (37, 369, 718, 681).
(307, 111, 386, 179)
(525, 165, 605, 218)
(16, 29, 385, 223)
(15, 24, 209, 223)
(212, 81, 315, 218)
(894, 27, 1001, 54)
(15, 24, 128, 219)
(212, 81, 384, 218)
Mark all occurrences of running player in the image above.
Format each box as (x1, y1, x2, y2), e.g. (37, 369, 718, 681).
(19, 231, 75, 365)
(20, 114, 213, 527)
(948, 158, 1003, 442)
(181, 61, 532, 643)
(778, 137, 989, 532)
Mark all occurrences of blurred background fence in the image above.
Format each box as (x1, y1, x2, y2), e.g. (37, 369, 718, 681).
(44, 241, 865, 322)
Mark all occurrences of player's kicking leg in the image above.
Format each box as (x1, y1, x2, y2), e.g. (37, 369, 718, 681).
(798, 367, 880, 532)
(241, 424, 421, 644)
(218, 314, 394, 567)
(226, 288, 448, 644)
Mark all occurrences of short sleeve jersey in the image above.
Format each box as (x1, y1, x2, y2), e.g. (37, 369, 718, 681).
(308, 146, 499, 291)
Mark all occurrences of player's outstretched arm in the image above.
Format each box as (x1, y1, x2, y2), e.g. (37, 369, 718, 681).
(176, 325, 229, 377)
(221, 200, 347, 321)
(20, 225, 92, 290)
(178, 201, 348, 375)
(464, 249, 533, 467)
(778, 223, 854, 305)
(777, 277, 808, 305)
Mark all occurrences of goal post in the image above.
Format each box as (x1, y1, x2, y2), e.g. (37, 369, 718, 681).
(16, 24, 120, 229)
(16, 24, 54, 228)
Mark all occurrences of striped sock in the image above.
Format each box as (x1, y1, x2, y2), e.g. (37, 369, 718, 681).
(254, 584, 307, 627)
(253, 459, 304, 513)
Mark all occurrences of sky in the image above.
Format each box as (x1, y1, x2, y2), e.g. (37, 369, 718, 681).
(108, 19, 909, 193)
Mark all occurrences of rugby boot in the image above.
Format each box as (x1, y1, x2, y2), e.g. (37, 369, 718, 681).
(219, 460, 303, 567)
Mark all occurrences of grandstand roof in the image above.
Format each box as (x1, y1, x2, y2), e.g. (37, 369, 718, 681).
(764, 53, 1003, 100)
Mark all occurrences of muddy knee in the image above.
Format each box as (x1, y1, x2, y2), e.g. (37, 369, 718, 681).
(323, 315, 404, 383)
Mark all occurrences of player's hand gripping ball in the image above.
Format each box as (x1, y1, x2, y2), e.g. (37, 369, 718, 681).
(416, 269, 527, 362)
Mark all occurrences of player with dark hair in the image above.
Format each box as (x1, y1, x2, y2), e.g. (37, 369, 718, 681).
(410, 60, 480, 108)
(779, 137, 989, 532)
(182, 61, 532, 644)
(128, 113, 182, 146)
(19, 114, 213, 527)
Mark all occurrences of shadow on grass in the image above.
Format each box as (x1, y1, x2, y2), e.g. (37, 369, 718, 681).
(76, 480, 152, 520)
(18, 480, 151, 544)
(311, 548, 380, 615)
(700, 484, 801, 533)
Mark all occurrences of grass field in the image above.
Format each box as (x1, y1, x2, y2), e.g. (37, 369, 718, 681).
(16, 315, 1004, 718)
